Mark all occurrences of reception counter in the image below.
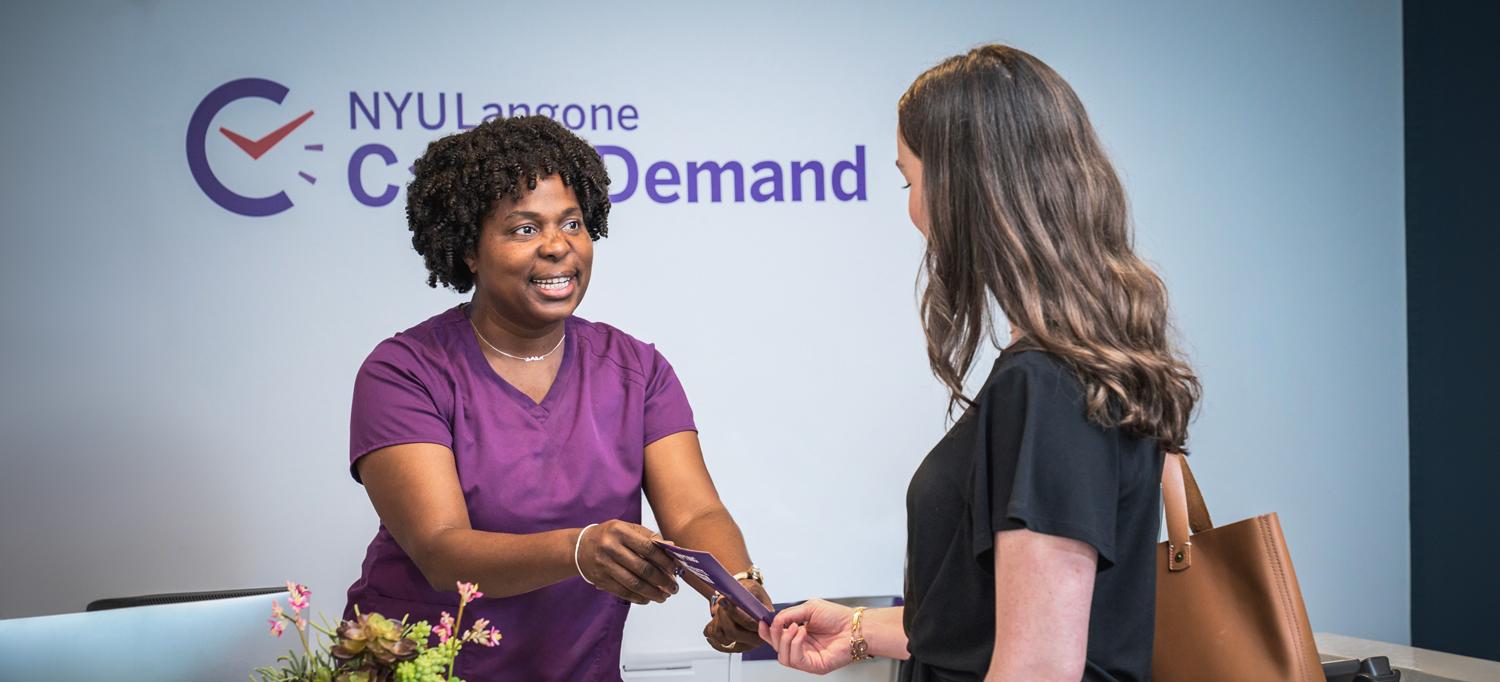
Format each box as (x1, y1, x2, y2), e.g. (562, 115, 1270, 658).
(4, 593, 1499, 681)
(1316, 633, 1500, 682)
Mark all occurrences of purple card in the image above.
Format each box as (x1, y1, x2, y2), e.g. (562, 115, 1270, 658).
(653, 541, 774, 624)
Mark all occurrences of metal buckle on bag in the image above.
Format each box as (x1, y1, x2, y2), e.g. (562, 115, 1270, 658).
(1168, 541, 1192, 571)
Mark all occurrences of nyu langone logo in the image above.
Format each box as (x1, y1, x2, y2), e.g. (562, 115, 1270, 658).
(188, 78, 868, 217)
(187, 78, 320, 217)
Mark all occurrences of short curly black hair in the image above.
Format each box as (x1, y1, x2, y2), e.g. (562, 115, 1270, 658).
(405, 115, 611, 292)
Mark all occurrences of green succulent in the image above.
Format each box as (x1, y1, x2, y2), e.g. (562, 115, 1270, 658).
(330, 612, 420, 678)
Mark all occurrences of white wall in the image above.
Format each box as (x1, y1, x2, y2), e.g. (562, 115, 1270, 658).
(0, 0, 1409, 656)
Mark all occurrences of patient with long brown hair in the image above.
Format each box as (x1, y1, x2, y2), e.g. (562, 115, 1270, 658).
(758, 44, 1200, 681)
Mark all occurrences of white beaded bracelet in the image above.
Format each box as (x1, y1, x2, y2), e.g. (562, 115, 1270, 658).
(575, 523, 599, 586)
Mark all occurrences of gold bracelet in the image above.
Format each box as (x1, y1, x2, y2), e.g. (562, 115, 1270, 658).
(850, 606, 871, 662)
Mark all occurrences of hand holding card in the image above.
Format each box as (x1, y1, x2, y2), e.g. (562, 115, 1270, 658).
(653, 540, 775, 623)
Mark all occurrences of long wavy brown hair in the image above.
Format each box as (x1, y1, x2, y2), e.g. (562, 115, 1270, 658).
(900, 45, 1200, 452)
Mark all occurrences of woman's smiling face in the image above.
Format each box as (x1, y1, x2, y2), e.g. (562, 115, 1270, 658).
(465, 174, 594, 329)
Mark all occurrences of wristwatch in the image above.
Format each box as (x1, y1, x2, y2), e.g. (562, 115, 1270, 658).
(732, 566, 764, 585)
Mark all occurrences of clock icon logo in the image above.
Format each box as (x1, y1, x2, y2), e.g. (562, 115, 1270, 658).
(186, 78, 320, 217)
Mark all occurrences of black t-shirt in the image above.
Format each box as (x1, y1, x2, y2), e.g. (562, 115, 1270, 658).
(901, 348, 1163, 682)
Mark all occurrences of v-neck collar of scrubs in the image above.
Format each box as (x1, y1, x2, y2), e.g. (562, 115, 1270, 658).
(457, 306, 577, 420)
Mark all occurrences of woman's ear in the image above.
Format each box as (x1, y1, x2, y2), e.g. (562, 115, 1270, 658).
(464, 217, 488, 274)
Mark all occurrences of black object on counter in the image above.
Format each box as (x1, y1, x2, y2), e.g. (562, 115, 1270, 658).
(1324, 655, 1400, 682)
(1353, 656, 1400, 682)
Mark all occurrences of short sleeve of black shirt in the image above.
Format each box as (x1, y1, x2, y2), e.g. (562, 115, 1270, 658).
(901, 348, 1163, 682)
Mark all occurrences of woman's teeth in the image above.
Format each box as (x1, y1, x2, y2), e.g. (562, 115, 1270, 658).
(533, 276, 571, 291)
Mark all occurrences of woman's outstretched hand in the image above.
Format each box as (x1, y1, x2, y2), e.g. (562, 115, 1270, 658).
(575, 520, 680, 604)
(757, 599, 856, 674)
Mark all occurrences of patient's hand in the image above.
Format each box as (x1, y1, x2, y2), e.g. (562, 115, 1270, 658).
(757, 598, 855, 674)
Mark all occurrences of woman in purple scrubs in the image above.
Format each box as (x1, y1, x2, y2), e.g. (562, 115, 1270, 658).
(343, 116, 769, 680)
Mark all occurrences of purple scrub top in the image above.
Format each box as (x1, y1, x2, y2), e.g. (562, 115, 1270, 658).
(344, 305, 697, 680)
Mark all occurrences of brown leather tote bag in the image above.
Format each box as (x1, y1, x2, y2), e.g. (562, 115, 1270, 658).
(1152, 453, 1324, 681)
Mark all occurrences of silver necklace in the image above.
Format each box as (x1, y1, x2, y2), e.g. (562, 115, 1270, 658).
(470, 319, 565, 362)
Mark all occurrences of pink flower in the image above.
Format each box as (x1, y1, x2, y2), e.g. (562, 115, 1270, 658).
(479, 627, 502, 647)
(270, 601, 284, 620)
(268, 618, 286, 637)
(285, 582, 311, 612)
(463, 618, 491, 643)
(296, 616, 307, 632)
(457, 581, 483, 604)
(434, 611, 455, 644)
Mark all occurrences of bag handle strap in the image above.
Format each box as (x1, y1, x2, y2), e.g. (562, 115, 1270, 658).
(1162, 452, 1214, 572)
